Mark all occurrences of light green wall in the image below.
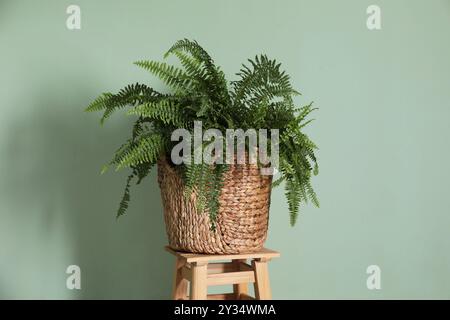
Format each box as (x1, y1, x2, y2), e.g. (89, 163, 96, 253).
(1, 0, 449, 299)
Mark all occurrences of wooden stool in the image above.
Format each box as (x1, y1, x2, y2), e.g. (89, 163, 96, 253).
(166, 246, 280, 300)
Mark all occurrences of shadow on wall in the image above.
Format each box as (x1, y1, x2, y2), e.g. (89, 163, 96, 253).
(0, 1, 10, 26)
(0, 83, 173, 299)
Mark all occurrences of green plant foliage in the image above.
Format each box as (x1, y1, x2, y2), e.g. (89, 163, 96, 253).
(127, 100, 185, 126)
(86, 39, 319, 226)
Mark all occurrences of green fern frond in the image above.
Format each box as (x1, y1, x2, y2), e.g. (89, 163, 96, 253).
(206, 164, 228, 229)
(164, 39, 230, 106)
(85, 83, 161, 124)
(127, 100, 185, 126)
(285, 179, 301, 226)
(132, 117, 146, 141)
(306, 182, 320, 207)
(117, 174, 134, 218)
(272, 175, 285, 187)
(134, 60, 191, 90)
(165, 39, 212, 66)
(116, 134, 164, 170)
(134, 162, 155, 185)
(232, 54, 296, 108)
(313, 162, 319, 176)
(85, 93, 114, 112)
(101, 140, 134, 174)
(183, 163, 203, 200)
(195, 164, 211, 214)
(171, 50, 204, 78)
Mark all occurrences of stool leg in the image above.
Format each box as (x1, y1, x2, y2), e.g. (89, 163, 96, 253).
(190, 262, 207, 300)
(172, 257, 188, 300)
(233, 259, 249, 299)
(252, 258, 272, 300)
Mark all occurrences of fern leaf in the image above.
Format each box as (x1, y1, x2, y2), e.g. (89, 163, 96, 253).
(306, 182, 320, 207)
(285, 179, 301, 226)
(127, 100, 185, 126)
(164, 39, 230, 106)
(116, 134, 164, 170)
(117, 174, 134, 218)
(134, 60, 191, 90)
(172, 50, 204, 78)
(85, 93, 114, 112)
(272, 175, 285, 188)
(85, 83, 161, 124)
(206, 164, 228, 229)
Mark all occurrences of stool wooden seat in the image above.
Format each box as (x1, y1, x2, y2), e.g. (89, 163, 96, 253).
(166, 246, 280, 300)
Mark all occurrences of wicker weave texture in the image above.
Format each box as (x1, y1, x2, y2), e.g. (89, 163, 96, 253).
(157, 159, 272, 254)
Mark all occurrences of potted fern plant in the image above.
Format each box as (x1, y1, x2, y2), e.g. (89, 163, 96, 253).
(86, 39, 319, 254)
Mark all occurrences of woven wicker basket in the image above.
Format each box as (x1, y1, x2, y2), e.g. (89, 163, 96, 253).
(157, 158, 272, 254)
